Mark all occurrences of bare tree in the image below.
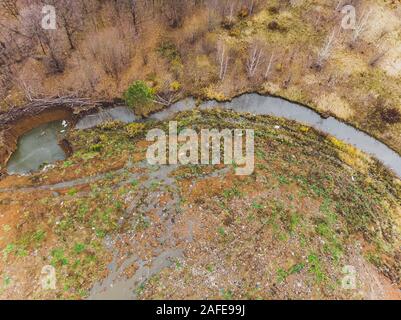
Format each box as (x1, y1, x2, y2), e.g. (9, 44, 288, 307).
(20, 4, 50, 55)
(88, 28, 133, 81)
(0, 28, 25, 66)
(217, 40, 229, 81)
(221, 1, 237, 29)
(16, 3, 65, 73)
(0, 0, 19, 18)
(161, 0, 187, 28)
(246, 43, 263, 78)
(76, 56, 100, 92)
(314, 29, 337, 70)
(350, 8, 372, 47)
(244, 0, 258, 15)
(0, 65, 14, 100)
(16, 77, 37, 101)
(264, 52, 275, 80)
(130, 0, 139, 35)
(47, 0, 84, 50)
(154, 80, 181, 106)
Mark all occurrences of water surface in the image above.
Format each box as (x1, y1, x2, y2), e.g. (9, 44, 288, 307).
(75, 106, 136, 130)
(8, 94, 401, 178)
(7, 121, 68, 174)
(150, 94, 401, 177)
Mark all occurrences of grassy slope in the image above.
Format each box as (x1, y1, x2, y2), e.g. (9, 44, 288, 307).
(0, 110, 400, 299)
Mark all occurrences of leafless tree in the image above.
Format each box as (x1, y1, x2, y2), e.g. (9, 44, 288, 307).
(154, 82, 181, 106)
(0, 65, 14, 100)
(76, 57, 100, 92)
(161, 0, 187, 28)
(88, 28, 133, 81)
(20, 4, 50, 55)
(227, 1, 236, 20)
(16, 4, 65, 73)
(129, 0, 139, 35)
(246, 43, 263, 78)
(314, 29, 337, 70)
(264, 52, 275, 80)
(221, 1, 237, 29)
(350, 8, 372, 47)
(217, 40, 229, 81)
(244, 0, 258, 15)
(42, 34, 66, 73)
(0, 28, 26, 66)
(46, 0, 84, 50)
(0, 0, 19, 18)
(16, 78, 37, 101)
(368, 31, 390, 67)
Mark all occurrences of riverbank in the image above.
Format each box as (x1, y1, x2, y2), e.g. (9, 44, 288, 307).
(2, 1, 401, 162)
(2, 92, 401, 180)
(0, 109, 400, 299)
(0, 99, 124, 169)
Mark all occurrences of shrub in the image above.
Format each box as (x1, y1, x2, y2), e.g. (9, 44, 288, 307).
(381, 108, 401, 124)
(125, 123, 146, 137)
(88, 28, 133, 80)
(123, 81, 155, 110)
(238, 6, 249, 19)
(170, 81, 181, 91)
(90, 144, 103, 152)
(100, 120, 123, 131)
(267, 21, 286, 32)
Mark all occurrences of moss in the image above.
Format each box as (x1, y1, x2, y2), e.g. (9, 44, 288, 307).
(99, 120, 124, 131)
(170, 81, 182, 92)
(125, 123, 146, 137)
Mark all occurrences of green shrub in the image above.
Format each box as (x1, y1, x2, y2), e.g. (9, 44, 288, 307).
(123, 81, 155, 110)
(90, 144, 103, 152)
(125, 123, 146, 137)
(100, 120, 123, 130)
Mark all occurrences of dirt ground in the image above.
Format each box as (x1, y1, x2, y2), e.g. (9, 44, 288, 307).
(0, 110, 400, 300)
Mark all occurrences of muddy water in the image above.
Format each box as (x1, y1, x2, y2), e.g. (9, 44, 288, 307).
(153, 94, 401, 178)
(6, 94, 401, 298)
(7, 94, 401, 177)
(75, 106, 136, 130)
(6, 106, 135, 174)
(6, 121, 68, 175)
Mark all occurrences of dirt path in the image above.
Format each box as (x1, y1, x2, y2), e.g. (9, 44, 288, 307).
(0, 160, 139, 193)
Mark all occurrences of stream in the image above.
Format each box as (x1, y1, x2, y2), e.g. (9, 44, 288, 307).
(6, 93, 401, 178)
